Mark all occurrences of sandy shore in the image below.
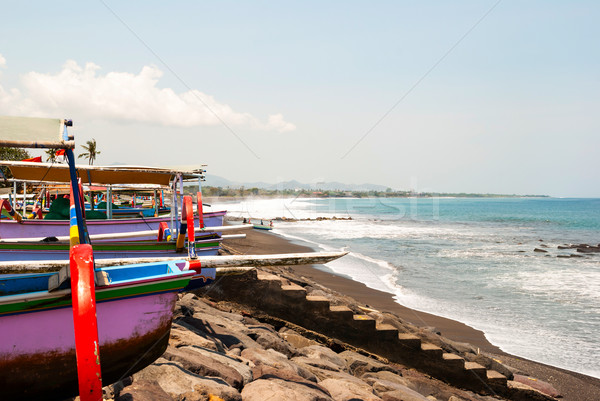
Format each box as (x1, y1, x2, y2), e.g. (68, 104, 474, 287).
(223, 227, 600, 401)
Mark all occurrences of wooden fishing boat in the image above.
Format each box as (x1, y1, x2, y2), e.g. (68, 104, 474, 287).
(0, 160, 227, 240)
(0, 259, 196, 401)
(0, 115, 203, 400)
(0, 233, 222, 261)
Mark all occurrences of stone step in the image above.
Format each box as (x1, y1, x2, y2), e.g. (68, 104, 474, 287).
(464, 361, 487, 378)
(280, 284, 307, 299)
(420, 342, 444, 359)
(397, 333, 421, 350)
(305, 295, 330, 313)
(375, 323, 399, 341)
(328, 305, 354, 320)
(486, 369, 508, 386)
(256, 272, 282, 282)
(442, 353, 465, 370)
(352, 314, 376, 330)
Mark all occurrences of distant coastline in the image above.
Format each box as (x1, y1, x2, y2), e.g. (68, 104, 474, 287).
(195, 185, 549, 199)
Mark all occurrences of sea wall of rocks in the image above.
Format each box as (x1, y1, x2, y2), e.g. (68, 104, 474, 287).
(99, 268, 560, 401)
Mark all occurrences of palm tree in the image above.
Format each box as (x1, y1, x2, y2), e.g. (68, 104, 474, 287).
(78, 139, 101, 165)
(45, 148, 57, 163)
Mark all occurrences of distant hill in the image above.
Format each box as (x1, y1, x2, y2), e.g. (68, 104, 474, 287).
(203, 174, 391, 192)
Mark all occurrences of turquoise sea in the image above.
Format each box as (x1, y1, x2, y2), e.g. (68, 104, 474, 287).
(212, 197, 600, 378)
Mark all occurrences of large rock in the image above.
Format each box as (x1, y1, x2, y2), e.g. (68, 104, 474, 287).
(170, 323, 224, 352)
(297, 345, 346, 370)
(180, 315, 261, 351)
(114, 379, 174, 401)
(242, 378, 333, 401)
(247, 324, 297, 357)
(279, 327, 320, 348)
(241, 347, 317, 382)
(513, 375, 560, 398)
(292, 356, 345, 373)
(381, 388, 431, 401)
(319, 377, 382, 401)
(361, 371, 414, 394)
(339, 350, 399, 376)
(133, 358, 241, 401)
(162, 345, 252, 390)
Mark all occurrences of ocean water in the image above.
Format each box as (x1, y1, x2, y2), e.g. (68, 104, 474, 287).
(209, 197, 600, 378)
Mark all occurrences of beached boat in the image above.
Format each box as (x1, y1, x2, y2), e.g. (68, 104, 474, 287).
(0, 232, 222, 261)
(0, 259, 195, 400)
(0, 160, 227, 240)
(251, 218, 273, 230)
(0, 115, 202, 400)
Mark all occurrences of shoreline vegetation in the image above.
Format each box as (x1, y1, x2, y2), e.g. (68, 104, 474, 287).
(195, 186, 550, 199)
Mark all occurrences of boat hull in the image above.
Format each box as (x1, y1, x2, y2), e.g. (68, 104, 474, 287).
(0, 237, 221, 262)
(0, 210, 226, 240)
(0, 292, 177, 400)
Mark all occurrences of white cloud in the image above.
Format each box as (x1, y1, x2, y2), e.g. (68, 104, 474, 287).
(0, 54, 6, 68)
(0, 59, 295, 132)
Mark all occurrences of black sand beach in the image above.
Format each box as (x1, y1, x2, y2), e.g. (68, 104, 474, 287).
(222, 227, 600, 401)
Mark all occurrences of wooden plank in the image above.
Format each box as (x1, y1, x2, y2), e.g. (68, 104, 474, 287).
(0, 251, 348, 272)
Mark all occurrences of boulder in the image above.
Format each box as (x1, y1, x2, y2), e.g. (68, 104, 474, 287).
(361, 371, 414, 394)
(247, 325, 297, 357)
(513, 375, 560, 398)
(241, 378, 333, 401)
(292, 356, 345, 373)
(162, 345, 252, 389)
(380, 388, 431, 401)
(241, 347, 317, 382)
(279, 327, 320, 348)
(533, 248, 548, 253)
(339, 350, 399, 376)
(298, 345, 346, 370)
(319, 377, 382, 401)
(180, 315, 260, 351)
(133, 358, 241, 401)
(114, 379, 174, 401)
(170, 323, 223, 352)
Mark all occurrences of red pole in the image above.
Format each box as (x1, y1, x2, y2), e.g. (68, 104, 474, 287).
(70, 244, 103, 400)
(197, 192, 204, 229)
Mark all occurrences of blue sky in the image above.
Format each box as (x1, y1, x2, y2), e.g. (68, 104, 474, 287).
(1, 1, 599, 196)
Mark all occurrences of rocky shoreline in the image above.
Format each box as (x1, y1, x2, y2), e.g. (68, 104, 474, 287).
(97, 285, 558, 401)
(63, 230, 599, 401)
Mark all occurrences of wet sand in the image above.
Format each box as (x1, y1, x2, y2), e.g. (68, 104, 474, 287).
(223, 228, 600, 401)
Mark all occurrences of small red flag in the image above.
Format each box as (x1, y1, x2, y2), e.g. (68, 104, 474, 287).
(22, 156, 42, 162)
(56, 149, 66, 156)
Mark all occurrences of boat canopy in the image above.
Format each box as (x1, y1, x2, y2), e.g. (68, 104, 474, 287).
(0, 161, 203, 187)
(0, 116, 73, 149)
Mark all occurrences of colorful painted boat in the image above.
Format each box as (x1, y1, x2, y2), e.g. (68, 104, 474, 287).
(0, 234, 222, 261)
(0, 210, 226, 240)
(0, 260, 195, 400)
(0, 160, 227, 240)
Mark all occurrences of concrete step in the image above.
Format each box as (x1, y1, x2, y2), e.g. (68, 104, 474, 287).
(280, 284, 307, 299)
(397, 333, 421, 350)
(305, 295, 330, 313)
(464, 361, 487, 378)
(486, 369, 508, 386)
(442, 353, 465, 370)
(256, 272, 282, 282)
(352, 314, 376, 330)
(421, 342, 444, 359)
(329, 305, 354, 320)
(375, 323, 399, 341)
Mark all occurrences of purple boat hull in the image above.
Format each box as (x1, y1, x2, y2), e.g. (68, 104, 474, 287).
(0, 210, 226, 240)
(0, 292, 178, 401)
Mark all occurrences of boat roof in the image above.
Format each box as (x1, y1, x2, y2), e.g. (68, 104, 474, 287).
(0, 161, 204, 187)
(0, 116, 73, 149)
